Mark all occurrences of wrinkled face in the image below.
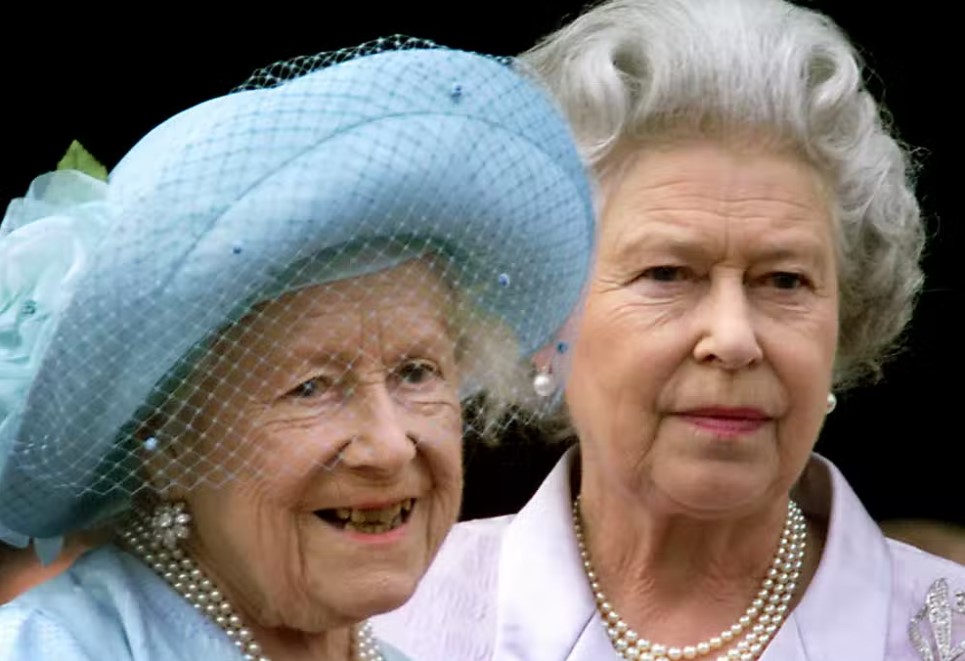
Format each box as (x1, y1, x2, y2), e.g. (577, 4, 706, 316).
(164, 261, 463, 630)
(567, 140, 839, 516)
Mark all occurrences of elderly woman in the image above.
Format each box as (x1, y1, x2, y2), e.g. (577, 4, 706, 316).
(372, 2, 965, 660)
(0, 39, 594, 660)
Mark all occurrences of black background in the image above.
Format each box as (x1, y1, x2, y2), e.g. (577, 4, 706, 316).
(2, 3, 960, 525)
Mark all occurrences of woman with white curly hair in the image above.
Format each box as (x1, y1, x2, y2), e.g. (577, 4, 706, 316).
(373, 1, 965, 659)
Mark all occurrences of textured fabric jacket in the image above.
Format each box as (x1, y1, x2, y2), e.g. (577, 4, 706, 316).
(0, 545, 411, 660)
(374, 449, 965, 660)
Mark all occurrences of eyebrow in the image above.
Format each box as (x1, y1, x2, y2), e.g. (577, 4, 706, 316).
(288, 319, 455, 364)
(609, 223, 833, 270)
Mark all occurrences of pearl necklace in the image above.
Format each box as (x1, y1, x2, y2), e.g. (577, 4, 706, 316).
(572, 497, 807, 661)
(121, 515, 385, 661)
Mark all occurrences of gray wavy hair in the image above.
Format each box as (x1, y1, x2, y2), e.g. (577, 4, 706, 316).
(521, 0, 925, 388)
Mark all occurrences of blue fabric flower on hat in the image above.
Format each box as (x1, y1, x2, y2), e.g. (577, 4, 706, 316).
(0, 170, 113, 555)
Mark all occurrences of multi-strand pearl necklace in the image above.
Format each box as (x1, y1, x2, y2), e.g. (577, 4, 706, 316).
(121, 511, 385, 661)
(572, 497, 807, 661)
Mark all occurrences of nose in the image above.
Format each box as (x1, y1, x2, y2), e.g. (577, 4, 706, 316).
(692, 276, 763, 370)
(339, 380, 417, 474)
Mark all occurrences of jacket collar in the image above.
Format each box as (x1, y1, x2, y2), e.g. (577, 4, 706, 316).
(493, 450, 892, 661)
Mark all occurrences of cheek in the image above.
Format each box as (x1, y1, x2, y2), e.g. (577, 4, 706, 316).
(407, 404, 463, 529)
(414, 405, 463, 489)
(569, 296, 678, 422)
(187, 481, 299, 581)
(764, 307, 837, 396)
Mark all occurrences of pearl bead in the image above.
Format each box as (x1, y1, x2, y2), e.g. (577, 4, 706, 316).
(533, 372, 555, 396)
(572, 497, 805, 661)
(126, 506, 387, 661)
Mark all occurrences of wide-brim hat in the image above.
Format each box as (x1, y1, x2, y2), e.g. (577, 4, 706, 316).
(0, 39, 594, 542)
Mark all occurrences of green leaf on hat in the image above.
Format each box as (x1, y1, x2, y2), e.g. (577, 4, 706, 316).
(57, 140, 108, 181)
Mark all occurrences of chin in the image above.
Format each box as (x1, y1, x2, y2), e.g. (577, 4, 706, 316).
(656, 461, 774, 516)
(367, 564, 426, 605)
(342, 574, 422, 620)
(366, 587, 416, 615)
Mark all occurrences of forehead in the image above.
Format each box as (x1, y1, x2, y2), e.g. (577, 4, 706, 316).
(600, 140, 834, 256)
(218, 260, 454, 357)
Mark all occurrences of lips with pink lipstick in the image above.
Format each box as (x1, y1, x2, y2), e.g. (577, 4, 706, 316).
(315, 498, 416, 534)
(677, 407, 771, 436)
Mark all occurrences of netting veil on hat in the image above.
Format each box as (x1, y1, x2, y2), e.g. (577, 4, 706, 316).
(0, 37, 594, 543)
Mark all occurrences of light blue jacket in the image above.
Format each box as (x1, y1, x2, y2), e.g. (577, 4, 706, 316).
(0, 545, 410, 660)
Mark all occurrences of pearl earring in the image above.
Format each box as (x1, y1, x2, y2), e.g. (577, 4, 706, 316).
(826, 393, 837, 414)
(532, 366, 556, 397)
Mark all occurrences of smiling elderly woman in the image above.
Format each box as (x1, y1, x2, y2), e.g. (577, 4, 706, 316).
(0, 38, 593, 660)
(372, 3, 965, 660)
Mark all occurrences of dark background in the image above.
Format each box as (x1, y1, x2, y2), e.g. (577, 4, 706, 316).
(3, 3, 959, 525)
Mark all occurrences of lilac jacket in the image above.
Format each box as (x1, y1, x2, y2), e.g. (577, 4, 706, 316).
(373, 449, 965, 660)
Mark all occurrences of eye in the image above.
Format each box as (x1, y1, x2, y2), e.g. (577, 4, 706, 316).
(640, 265, 688, 282)
(764, 271, 810, 290)
(394, 359, 442, 386)
(285, 376, 334, 399)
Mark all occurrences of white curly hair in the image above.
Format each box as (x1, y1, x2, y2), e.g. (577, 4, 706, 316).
(522, 0, 925, 388)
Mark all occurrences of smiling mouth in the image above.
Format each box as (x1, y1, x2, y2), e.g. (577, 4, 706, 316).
(315, 498, 415, 534)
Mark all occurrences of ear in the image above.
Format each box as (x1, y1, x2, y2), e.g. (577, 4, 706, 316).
(136, 414, 193, 499)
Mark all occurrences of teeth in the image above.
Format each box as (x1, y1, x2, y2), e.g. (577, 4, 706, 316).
(344, 513, 404, 534)
(320, 499, 415, 531)
(348, 504, 401, 523)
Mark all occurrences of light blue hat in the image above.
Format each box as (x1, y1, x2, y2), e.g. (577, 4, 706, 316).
(0, 39, 594, 544)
